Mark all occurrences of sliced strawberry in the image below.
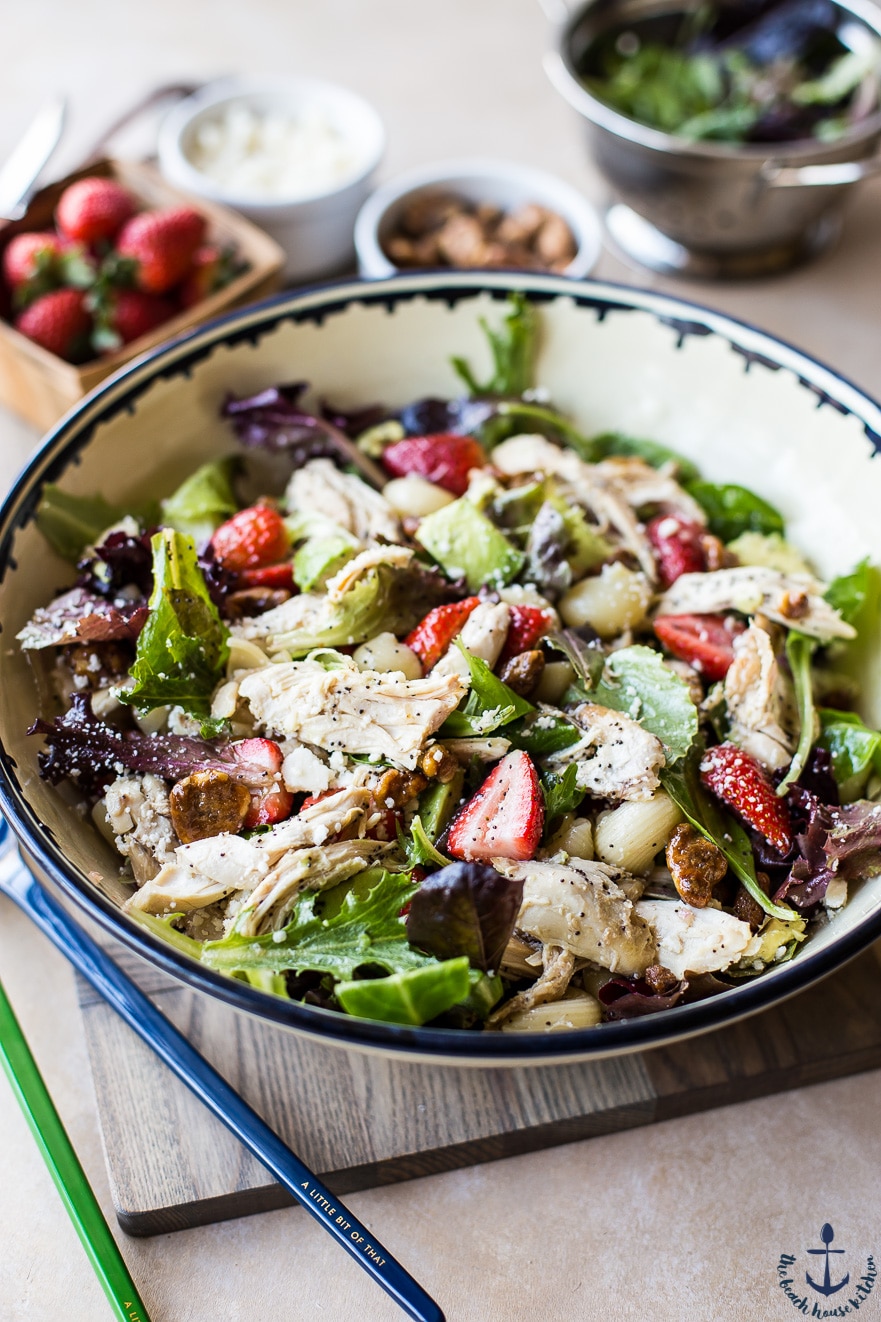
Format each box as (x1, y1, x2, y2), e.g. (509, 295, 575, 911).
(211, 504, 289, 572)
(700, 742, 792, 855)
(404, 596, 481, 670)
(229, 737, 293, 828)
(646, 513, 706, 588)
(653, 613, 745, 682)
(499, 604, 555, 665)
(447, 750, 544, 862)
(239, 562, 295, 591)
(381, 434, 486, 497)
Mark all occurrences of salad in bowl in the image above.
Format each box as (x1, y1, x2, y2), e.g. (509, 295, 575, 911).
(12, 290, 881, 1038)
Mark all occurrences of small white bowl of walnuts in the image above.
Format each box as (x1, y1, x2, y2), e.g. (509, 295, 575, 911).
(354, 157, 602, 278)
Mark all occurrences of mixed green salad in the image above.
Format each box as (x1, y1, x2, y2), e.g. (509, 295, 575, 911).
(20, 295, 881, 1032)
(583, 0, 881, 143)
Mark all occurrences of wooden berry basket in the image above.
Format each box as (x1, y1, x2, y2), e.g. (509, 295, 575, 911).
(0, 157, 285, 432)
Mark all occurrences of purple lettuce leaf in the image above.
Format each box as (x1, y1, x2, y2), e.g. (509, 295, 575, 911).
(17, 586, 148, 649)
(222, 384, 346, 459)
(405, 861, 524, 974)
(28, 693, 271, 796)
(598, 976, 688, 1020)
(77, 528, 154, 598)
(776, 797, 881, 910)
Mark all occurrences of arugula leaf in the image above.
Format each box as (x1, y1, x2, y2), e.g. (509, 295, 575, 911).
(120, 529, 229, 719)
(450, 293, 537, 397)
(546, 629, 605, 700)
(405, 861, 524, 973)
(201, 868, 436, 979)
(818, 708, 881, 802)
(591, 645, 698, 764)
(777, 632, 818, 794)
(35, 485, 127, 562)
(160, 458, 237, 545)
(661, 756, 796, 920)
(441, 646, 534, 737)
(493, 402, 594, 457)
(584, 431, 700, 482)
(335, 957, 471, 1026)
(685, 481, 784, 542)
(540, 764, 586, 834)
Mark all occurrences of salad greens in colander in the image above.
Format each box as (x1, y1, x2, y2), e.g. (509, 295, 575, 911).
(21, 295, 881, 1033)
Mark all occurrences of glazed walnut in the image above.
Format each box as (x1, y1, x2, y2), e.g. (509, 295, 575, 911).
(169, 770, 251, 844)
(666, 823, 728, 908)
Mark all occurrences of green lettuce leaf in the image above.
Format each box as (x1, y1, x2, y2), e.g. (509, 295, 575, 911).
(591, 645, 698, 764)
(335, 957, 471, 1026)
(661, 755, 796, 920)
(685, 481, 784, 541)
(160, 458, 237, 545)
(200, 868, 436, 980)
(505, 710, 581, 756)
(441, 646, 534, 737)
(776, 632, 818, 794)
(824, 558, 881, 632)
(540, 763, 586, 834)
(120, 529, 229, 719)
(35, 485, 126, 562)
(450, 292, 537, 397)
(818, 708, 881, 802)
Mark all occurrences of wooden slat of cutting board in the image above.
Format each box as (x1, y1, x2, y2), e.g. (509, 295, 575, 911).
(77, 942, 881, 1236)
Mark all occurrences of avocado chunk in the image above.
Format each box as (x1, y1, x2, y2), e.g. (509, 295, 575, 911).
(293, 536, 357, 592)
(416, 497, 525, 591)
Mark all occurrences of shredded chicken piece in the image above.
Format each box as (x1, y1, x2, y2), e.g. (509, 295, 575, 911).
(103, 775, 179, 883)
(493, 856, 657, 976)
(286, 457, 401, 542)
(490, 434, 660, 582)
(547, 701, 666, 801)
(239, 659, 466, 769)
(432, 600, 511, 678)
(656, 566, 856, 641)
(488, 944, 576, 1027)
(125, 788, 372, 916)
(235, 839, 389, 935)
(635, 899, 757, 979)
(594, 457, 707, 527)
(724, 620, 798, 771)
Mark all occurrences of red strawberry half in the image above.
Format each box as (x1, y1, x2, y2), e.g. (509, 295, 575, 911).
(15, 288, 92, 361)
(381, 433, 486, 497)
(116, 207, 207, 294)
(653, 613, 745, 682)
(404, 596, 481, 670)
(447, 750, 544, 862)
(499, 604, 555, 665)
(700, 742, 792, 855)
(56, 177, 136, 244)
(230, 737, 293, 828)
(211, 504, 289, 572)
(646, 513, 706, 588)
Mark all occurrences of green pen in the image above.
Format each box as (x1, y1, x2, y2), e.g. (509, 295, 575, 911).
(0, 975, 151, 1322)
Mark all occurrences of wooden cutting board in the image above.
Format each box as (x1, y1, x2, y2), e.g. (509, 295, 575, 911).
(76, 940, 881, 1236)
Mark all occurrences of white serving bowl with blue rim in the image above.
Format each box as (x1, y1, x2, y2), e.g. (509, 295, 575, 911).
(1, 270, 879, 1066)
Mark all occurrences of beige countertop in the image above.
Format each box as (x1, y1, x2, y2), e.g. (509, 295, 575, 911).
(3, 2, 881, 1319)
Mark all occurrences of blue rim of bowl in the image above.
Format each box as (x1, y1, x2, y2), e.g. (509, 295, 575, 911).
(2, 269, 881, 1062)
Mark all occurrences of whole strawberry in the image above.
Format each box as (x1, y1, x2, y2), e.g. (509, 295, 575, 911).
(179, 244, 241, 308)
(93, 289, 175, 354)
(3, 231, 69, 289)
(116, 208, 207, 294)
(56, 177, 136, 244)
(15, 288, 92, 361)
